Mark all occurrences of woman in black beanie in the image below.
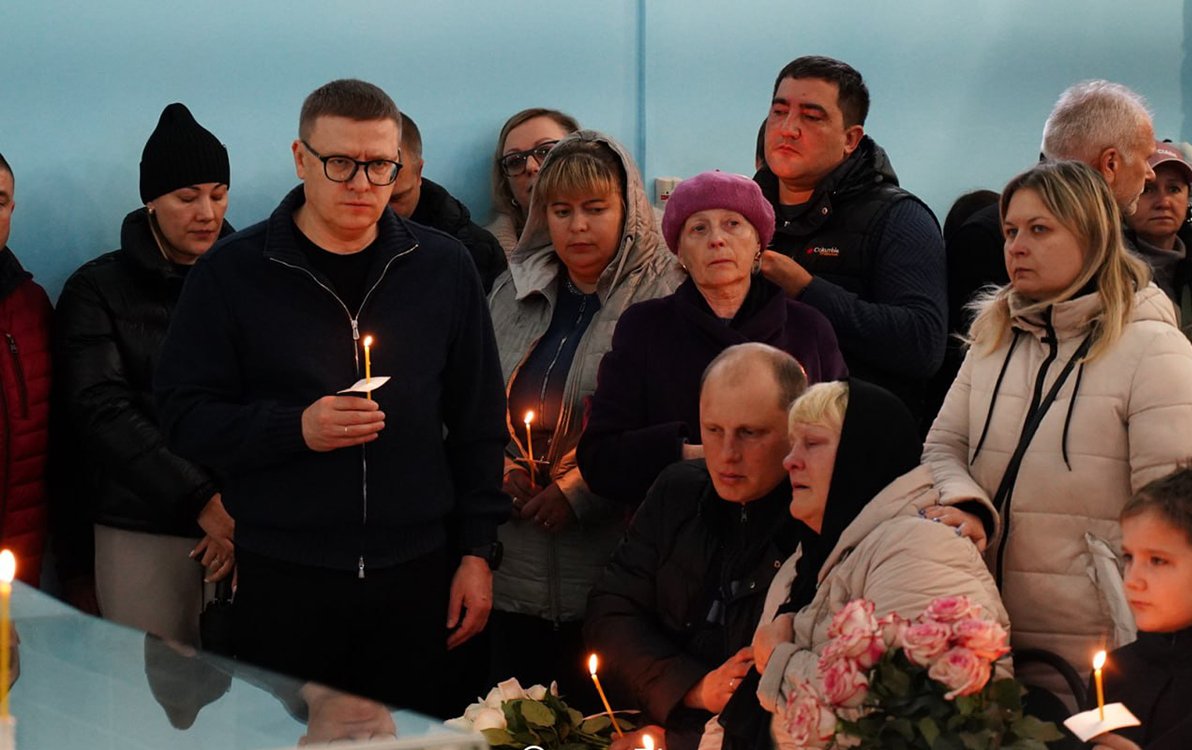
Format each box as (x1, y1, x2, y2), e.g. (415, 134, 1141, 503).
(54, 102, 234, 645)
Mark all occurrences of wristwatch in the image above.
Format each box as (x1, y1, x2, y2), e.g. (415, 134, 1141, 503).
(465, 541, 503, 571)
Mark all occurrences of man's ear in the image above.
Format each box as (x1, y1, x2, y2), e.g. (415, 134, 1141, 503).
(292, 139, 307, 179)
(842, 125, 865, 156)
(1097, 147, 1121, 187)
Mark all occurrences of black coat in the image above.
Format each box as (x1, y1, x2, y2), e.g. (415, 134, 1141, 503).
(410, 178, 506, 293)
(1087, 628, 1192, 749)
(924, 201, 1006, 426)
(54, 208, 230, 536)
(584, 461, 798, 750)
(156, 186, 508, 570)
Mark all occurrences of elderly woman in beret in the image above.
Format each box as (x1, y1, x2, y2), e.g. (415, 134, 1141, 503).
(578, 171, 848, 506)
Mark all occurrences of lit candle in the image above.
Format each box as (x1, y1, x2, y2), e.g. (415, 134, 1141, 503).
(588, 653, 624, 738)
(523, 411, 536, 488)
(640, 734, 655, 750)
(0, 550, 14, 719)
(1093, 650, 1106, 721)
(363, 336, 374, 401)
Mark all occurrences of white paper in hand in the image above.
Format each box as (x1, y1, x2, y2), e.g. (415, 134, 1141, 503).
(1063, 703, 1140, 742)
(338, 376, 391, 394)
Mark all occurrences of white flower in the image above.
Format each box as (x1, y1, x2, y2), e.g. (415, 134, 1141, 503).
(550, 680, 560, 697)
(497, 677, 526, 701)
(448, 701, 485, 730)
(472, 706, 507, 731)
(482, 687, 504, 709)
(526, 683, 548, 701)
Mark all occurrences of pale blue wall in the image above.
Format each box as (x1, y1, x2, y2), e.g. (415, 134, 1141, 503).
(2, 0, 1187, 297)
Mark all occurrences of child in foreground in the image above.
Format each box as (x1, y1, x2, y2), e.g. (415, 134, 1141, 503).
(1089, 467, 1192, 750)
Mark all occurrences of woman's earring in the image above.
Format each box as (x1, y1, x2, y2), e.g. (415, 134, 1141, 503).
(752, 249, 763, 274)
(511, 197, 519, 208)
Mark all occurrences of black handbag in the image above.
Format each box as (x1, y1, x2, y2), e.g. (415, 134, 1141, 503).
(199, 577, 235, 657)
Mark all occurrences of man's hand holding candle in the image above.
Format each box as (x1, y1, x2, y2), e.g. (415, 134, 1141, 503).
(301, 395, 385, 452)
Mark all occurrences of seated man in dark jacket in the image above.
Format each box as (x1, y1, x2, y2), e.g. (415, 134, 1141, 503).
(388, 112, 506, 292)
(584, 343, 809, 750)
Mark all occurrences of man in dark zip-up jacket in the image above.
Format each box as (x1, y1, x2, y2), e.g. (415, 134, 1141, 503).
(155, 80, 508, 714)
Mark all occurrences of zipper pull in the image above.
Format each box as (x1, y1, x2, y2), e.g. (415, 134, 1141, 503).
(351, 319, 360, 341)
(5, 334, 16, 354)
(358, 556, 365, 579)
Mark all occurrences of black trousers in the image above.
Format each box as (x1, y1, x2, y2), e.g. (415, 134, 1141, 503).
(488, 611, 602, 716)
(233, 546, 448, 715)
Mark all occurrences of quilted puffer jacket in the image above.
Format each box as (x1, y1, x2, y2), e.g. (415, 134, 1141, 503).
(0, 246, 51, 585)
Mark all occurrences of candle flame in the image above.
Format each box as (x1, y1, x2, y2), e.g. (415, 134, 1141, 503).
(524, 410, 535, 426)
(643, 735, 655, 750)
(0, 551, 14, 584)
(588, 653, 598, 675)
(1093, 650, 1106, 670)
(363, 335, 373, 347)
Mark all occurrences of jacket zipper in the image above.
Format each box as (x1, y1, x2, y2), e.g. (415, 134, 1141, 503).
(544, 294, 606, 624)
(713, 502, 754, 650)
(535, 294, 593, 467)
(268, 243, 416, 579)
(994, 316, 1059, 587)
(501, 297, 561, 621)
(5, 335, 28, 419)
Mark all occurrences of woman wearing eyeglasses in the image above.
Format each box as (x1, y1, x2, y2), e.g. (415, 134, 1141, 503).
(486, 108, 580, 255)
(486, 130, 683, 705)
(54, 103, 234, 644)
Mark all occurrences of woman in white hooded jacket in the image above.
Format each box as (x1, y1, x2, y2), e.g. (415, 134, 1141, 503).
(923, 160, 1192, 701)
(486, 130, 683, 705)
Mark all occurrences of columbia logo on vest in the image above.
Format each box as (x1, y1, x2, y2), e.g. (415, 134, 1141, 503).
(806, 246, 841, 257)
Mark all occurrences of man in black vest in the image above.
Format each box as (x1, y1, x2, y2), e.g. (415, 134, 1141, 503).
(755, 56, 945, 422)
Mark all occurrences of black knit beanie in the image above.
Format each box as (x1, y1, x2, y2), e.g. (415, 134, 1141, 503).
(139, 103, 230, 203)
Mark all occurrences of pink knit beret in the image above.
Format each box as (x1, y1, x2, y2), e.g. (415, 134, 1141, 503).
(661, 170, 775, 253)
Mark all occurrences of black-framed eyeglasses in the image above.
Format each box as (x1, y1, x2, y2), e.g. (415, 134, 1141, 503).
(301, 140, 402, 186)
(499, 141, 559, 177)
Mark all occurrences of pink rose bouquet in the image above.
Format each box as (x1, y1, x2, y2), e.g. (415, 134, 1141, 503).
(782, 596, 1061, 749)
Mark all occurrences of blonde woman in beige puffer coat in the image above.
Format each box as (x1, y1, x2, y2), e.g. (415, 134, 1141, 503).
(924, 161, 1192, 704)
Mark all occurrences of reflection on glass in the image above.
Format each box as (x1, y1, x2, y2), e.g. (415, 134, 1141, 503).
(144, 635, 231, 729)
(298, 683, 397, 745)
(8, 583, 485, 749)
